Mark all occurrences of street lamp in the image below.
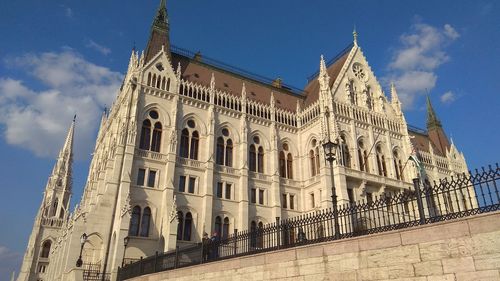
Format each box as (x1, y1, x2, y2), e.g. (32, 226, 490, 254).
(122, 236, 130, 267)
(76, 233, 87, 267)
(323, 139, 341, 239)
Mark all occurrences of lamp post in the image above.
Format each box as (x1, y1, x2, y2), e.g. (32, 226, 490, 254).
(122, 236, 129, 267)
(323, 139, 341, 240)
(76, 233, 87, 267)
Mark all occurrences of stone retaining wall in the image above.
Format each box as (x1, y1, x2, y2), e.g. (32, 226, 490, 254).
(129, 211, 500, 281)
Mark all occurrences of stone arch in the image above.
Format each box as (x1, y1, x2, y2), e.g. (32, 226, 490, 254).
(141, 103, 171, 128)
(217, 122, 240, 144)
(180, 113, 208, 136)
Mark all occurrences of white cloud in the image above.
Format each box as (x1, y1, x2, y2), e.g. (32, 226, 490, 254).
(0, 245, 22, 281)
(86, 40, 111, 56)
(440, 91, 456, 104)
(0, 50, 123, 159)
(384, 22, 459, 109)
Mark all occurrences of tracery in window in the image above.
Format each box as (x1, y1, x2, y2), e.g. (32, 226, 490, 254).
(309, 139, 321, 176)
(139, 110, 162, 152)
(216, 128, 233, 166)
(249, 136, 264, 173)
(393, 150, 404, 180)
(279, 143, 293, 179)
(179, 120, 199, 160)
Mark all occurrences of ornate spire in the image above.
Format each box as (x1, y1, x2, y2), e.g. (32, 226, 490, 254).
(53, 117, 75, 191)
(318, 55, 330, 92)
(426, 95, 442, 128)
(353, 26, 358, 46)
(145, 0, 171, 63)
(390, 82, 401, 111)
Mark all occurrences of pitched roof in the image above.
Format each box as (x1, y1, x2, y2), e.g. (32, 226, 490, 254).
(303, 44, 354, 106)
(408, 126, 446, 157)
(171, 50, 305, 112)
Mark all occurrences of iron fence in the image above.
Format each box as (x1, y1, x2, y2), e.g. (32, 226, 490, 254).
(83, 262, 110, 281)
(118, 164, 499, 281)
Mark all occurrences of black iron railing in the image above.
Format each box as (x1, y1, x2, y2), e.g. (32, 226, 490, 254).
(83, 263, 110, 281)
(118, 164, 500, 281)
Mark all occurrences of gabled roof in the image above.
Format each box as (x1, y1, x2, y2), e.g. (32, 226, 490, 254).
(303, 44, 354, 106)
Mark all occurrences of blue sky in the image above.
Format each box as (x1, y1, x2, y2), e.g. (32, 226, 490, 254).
(0, 0, 499, 278)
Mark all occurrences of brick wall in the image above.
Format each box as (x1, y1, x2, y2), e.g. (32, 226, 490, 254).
(129, 211, 500, 281)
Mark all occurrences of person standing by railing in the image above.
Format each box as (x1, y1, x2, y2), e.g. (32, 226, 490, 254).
(202, 232, 210, 261)
(209, 232, 220, 259)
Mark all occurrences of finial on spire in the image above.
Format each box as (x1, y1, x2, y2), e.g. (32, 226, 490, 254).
(353, 26, 358, 45)
(145, 0, 171, 63)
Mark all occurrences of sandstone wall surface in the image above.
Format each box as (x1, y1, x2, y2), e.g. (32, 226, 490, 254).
(129, 211, 500, 281)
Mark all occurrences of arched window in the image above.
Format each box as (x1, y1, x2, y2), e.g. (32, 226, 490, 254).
(257, 222, 264, 248)
(315, 147, 320, 173)
(51, 198, 58, 217)
(151, 122, 162, 152)
(129, 206, 141, 236)
(279, 151, 286, 177)
(249, 136, 264, 173)
(257, 147, 264, 173)
(161, 77, 166, 90)
(376, 145, 387, 177)
(139, 120, 152, 150)
(216, 137, 224, 165)
(147, 73, 152, 86)
(340, 135, 351, 168)
(40, 240, 51, 258)
(180, 129, 190, 158)
(166, 78, 171, 92)
(309, 150, 316, 176)
(280, 143, 293, 179)
(286, 153, 293, 179)
(222, 217, 230, 239)
(183, 212, 192, 241)
(358, 139, 369, 172)
(216, 128, 233, 167)
(190, 131, 199, 160)
(214, 216, 222, 236)
(140, 207, 151, 237)
(225, 139, 233, 167)
(393, 150, 404, 180)
(250, 221, 257, 248)
(177, 211, 184, 240)
(152, 74, 157, 88)
(156, 75, 161, 88)
(249, 145, 256, 171)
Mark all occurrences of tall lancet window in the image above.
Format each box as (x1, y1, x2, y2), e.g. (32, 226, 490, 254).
(393, 150, 404, 180)
(129, 206, 141, 236)
(139, 110, 162, 152)
(340, 135, 351, 168)
(40, 240, 51, 258)
(215, 128, 233, 167)
(179, 120, 200, 160)
(309, 139, 321, 176)
(358, 139, 369, 172)
(376, 144, 387, 177)
(280, 143, 293, 179)
(140, 207, 151, 237)
(249, 136, 264, 173)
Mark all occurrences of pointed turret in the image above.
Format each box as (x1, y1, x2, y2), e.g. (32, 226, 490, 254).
(318, 55, 331, 93)
(145, 0, 171, 63)
(353, 26, 358, 46)
(390, 82, 402, 113)
(17, 118, 75, 281)
(425, 95, 450, 155)
(426, 95, 442, 128)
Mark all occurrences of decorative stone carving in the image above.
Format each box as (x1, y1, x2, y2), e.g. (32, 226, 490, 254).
(120, 193, 132, 218)
(169, 195, 178, 223)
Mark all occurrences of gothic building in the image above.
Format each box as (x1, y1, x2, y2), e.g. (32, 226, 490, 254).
(18, 1, 468, 280)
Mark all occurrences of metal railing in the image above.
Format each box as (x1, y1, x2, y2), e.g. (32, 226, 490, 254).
(83, 263, 110, 281)
(118, 164, 499, 281)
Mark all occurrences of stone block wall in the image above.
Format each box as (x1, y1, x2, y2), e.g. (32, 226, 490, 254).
(129, 211, 500, 281)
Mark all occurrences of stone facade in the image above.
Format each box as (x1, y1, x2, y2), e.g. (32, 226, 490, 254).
(17, 1, 469, 281)
(127, 212, 500, 281)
